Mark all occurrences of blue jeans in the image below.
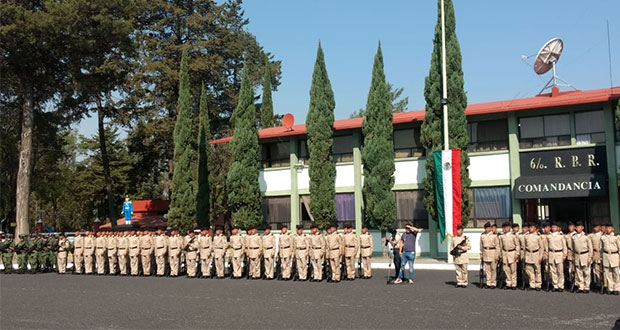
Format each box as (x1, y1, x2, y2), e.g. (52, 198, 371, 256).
(398, 251, 416, 280)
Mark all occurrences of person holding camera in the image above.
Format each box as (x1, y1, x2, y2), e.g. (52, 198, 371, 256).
(450, 225, 470, 287)
(385, 227, 401, 281)
(394, 224, 419, 284)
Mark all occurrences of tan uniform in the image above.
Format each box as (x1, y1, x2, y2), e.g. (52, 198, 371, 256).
(83, 235, 95, 274)
(309, 232, 326, 281)
(212, 234, 228, 277)
(499, 232, 520, 288)
(572, 233, 593, 291)
(106, 236, 118, 274)
(262, 233, 275, 279)
(450, 235, 470, 286)
(167, 235, 182, 276)
(601, 233, 620, 292)
(57, 238, 70, 274)
(480, 232, 500, 287)
(564, 232, 576, 285)
(117, 235, 129, 275)
(140, 235, 154, 276)
(546, 232, 567, 290)
(590, 231, 603, 287)
(343, 232, 358, 279)
(73, 235, 84, 274)
(128, 235, 140, 275)
(154, 234, 168, 276)
(359, 233, 373, 278)
(293, 234, 309, 280)
(199, 235, 212, 277)
(279, 233, 293, 279)
(326, 232, 344, 281)
(184, 236, 199, 277)
(95, 236, 107, 275)
(229, 234, 244, 278)
(245, 234, 262, 278)
(524, 233, 544, 289)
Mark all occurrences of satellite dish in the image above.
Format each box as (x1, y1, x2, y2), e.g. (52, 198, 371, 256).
(282, 113, 294, 131)
(533, 38, 563, 75)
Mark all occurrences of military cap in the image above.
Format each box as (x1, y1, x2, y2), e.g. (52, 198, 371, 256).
(231, 225, 239, 230)
(343, 224, 352, 229)
(329, 223, 338, 229)
(511, 223, 520, 228)
(575, 221, 584, 227)
(542, 221, 551, 228)
(7, 234, 13, 238)
(362, 224, 368, 229)
(310, 224, 318, 230)
(296, 224, 304, 230)
(456, 225, 464, 230)
(568, 221, 575, 226)
(166, 227, 173, 231)
(19, 234, 25, 238)
(501, 221, 512, 228)
(281, 224, 288, 229)
(491, 223, 497, 228)
(483, 222, 491, 228)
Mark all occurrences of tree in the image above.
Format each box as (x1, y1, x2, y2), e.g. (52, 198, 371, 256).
(420, 0, 471, 226)
(349, 83, 409, 118)
(197, 83, 211, 228)
(260, 55, 276, 128)
(362, 43, 396, 232)
(306, 43, 336, 230)
(168, 48, 196, 231)
(226, 64, 262, 229)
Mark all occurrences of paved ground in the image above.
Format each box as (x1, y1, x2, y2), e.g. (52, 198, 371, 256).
(1, 270, 618, 329)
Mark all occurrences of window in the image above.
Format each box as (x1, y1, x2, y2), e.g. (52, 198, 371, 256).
(393, 128, 424, 158)
(575, 110, 605, 145)
(259, 142, 290, 168)
(467, 187, 511, 228)
(519, 114, 570, 149)
(335, 193, 355, 221)
(395, 190, 428, 229)
(262, 196, 291, 229)
(298, 139, 309, 162)
(333, 135, 354, 162)
(467, 119, 508, 152)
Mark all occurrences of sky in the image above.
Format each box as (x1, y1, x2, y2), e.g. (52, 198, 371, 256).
(76, 0, 620, 137)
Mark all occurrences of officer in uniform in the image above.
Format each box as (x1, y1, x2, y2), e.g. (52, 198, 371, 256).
(564, 222, 576, 289)
(83, 230, 96, 275)
(95, 231, 107, 275)
(450, 225, 470, 287)
(480, 222, 500, 288)
(13, 234, 29, 273)
(293, 225, 309, 281)
(325, 223, 343, 282)
(571, 222, 592, 293)
(199, 228, 213, 278)
(343, 224, 358, 280)
(154, 228, 168, 276)
(184, 230, 199, 278)
(29, 233, 41, 273)
(73, 231, 84, 274)
(590, 223, 603, 290)
(523, 223, 544, 290)
(245, 226, 262, 279)
(47, 234, 59, 272)
(140, 230, 155, 276)
(308, 224, 326, 281)
(1, 233, 13, 273)
(546, 223, 567, 292)
(359, 225, 373, 279)
(117, 231, 129, 275)
(212, 226, 228, 278)
(128, 231, 140, 276)
(278, 225, 293, 280)
(168, 229, 183, 277)
(261, 227, 275, 279)
(229, 226, 244, 278)
(499, 221, 520, 289)
(57, 233, 70, 274)
(106, 231, 118, 275)
(601, 223, 619, 295)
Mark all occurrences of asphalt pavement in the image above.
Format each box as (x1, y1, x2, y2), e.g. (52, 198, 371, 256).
(1, 270, 618, 329)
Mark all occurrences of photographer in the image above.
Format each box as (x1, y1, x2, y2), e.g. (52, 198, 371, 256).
(394, 224, 419, 284)
(385, 227, 401, 281)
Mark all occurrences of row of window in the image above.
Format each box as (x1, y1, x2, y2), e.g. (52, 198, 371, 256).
(261, 187, 512, 230)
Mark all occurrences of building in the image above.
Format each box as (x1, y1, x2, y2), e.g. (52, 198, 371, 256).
(211, 87, 620, 257)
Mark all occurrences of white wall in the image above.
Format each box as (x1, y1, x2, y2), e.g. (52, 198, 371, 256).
(335, 164, 355, 187)
(259, 169, 291, 192)
(298, 168, 309, 190)
(468, 153, 510, 182)
(394, 159, 426, 185)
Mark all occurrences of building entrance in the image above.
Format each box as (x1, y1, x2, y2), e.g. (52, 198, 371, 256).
(522, 197, 609, 232)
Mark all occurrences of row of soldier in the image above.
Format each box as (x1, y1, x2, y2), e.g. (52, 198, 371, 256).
(1, 223, 374, 282)
(450, 221, 620, 295)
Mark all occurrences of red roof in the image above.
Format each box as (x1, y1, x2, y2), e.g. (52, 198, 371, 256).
(99, 200, 169, 230)
(211, 87, 619, 144)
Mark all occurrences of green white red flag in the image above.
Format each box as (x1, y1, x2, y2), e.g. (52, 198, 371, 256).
(433, 149, 462, 242)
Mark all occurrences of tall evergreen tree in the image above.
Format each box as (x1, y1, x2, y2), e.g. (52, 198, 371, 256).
(362, 43, 396, 232)
(227, 64, 262, 230)
(261, 56, 275, 128)
(420, 0, 471, 226)
(196, 83, 211, 228)
(306, 43, 336, 230)
(168, 48, 196, 231)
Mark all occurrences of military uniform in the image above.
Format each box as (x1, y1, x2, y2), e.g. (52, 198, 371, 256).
(326, 231, 343, 282)
(212, 233, 228, 278)
(480, 231, 500, 287)
(168, 233, 182, 276)
(57, 236, 70, 274)
(524, 232, 544, 289)
(590, 230, 603, 288)
(278, 232, 293, 279)
(73, 234, 84, 274)
(261, 232, 275, 279)
(229, 233, 244, 278)
(308, 232, 326, 281)
(106, 234, 118, 274)
(184, 235, 199, 277)
(1, 236, 14, 273)
(450, 234, 470, 286)
(359, 232, 373, 278)
(95, 234, 107, 275)
(546, 232, 567, 290)
(572, 232, 593, 292)
(564, 231, 576, 288)
(140, 233, 154, 276)
(154, 233, 168, 276)
(117, 234, 129, 275)
(128, 233, 140, 276)
(199, 233, 212, 277)
(293, 233, 310, 280)
(245, 233, 262, 279)
(29, 236, 41, 273)
(47, 236, 58, 271)
(83, 234, 96, 274)
(601, 232, 620, 293)
(499, 232, 520, 288)
(13, 236, 29, 273)
(343, 231, 358, 280)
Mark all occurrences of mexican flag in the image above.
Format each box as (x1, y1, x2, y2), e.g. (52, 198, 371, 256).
(433, 149, 462, 242)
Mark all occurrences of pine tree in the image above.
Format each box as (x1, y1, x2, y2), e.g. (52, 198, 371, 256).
(168, 48, 196, 231)
(362, 43, 396, 232)
(226, 64, 262, 230)
(196, 83, 211, 228)
(420, 0, 472, 226)
(306, 43, 337, 230)
(261, 56, 275, 128)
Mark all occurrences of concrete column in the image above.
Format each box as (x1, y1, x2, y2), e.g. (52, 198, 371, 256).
(507, 112, 523, 225)
(603, 102, 619, 231)
(290, 137, 300, 229)
(353, 131, 363, 236)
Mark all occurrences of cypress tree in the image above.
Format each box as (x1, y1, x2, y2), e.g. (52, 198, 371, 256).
(420, 0, 472, 226)
(168, 48, 197, 231)
(196, 82, 211, 228)
(226, 64, 262, 230)
(362, 43, 396, 232)
(306, 43, 337, 230)
(261, 56, 275, 128)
